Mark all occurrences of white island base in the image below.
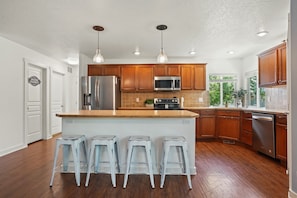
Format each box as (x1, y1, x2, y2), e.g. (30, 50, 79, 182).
(58, 110, 197, 175)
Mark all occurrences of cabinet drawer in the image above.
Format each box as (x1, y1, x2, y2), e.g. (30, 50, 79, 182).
(241, 130, 253, 146)
(242, 111, 252, 119)
(276, 114, 287, 125)
(200, 109, 215, 115)
(216, 110, 240, 117)
(242, 119, 252, 131)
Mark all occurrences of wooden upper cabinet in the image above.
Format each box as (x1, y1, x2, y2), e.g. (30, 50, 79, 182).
(181, 65, 194, 90)
(154, 65, 167, 76)
(258, 42, 286, 87)
(167, 65, 180, 76)
(137, 66, 154, 91)
(194, 64, 206, 90)
(121, 66, 137, 91)
(154, 64, 180, 76)
(181, 64, 206, 90)
(278, 44, 287, 85)
(88, 65, 104, 76)
(88, 65, 120, 77)
(121, 65, 154, 92)
(104, 66, 121, 77)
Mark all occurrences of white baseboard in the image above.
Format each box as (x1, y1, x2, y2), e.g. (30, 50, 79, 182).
(289, 189, 297, 198)
(0, 143, 27, 157)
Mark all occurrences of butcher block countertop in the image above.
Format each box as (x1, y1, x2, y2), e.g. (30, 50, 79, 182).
(56, 110, 199, 118)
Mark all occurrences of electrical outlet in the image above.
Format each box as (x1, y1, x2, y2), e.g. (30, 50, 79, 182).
(198, 97, 203, 103)
(136, 98, 139, 102)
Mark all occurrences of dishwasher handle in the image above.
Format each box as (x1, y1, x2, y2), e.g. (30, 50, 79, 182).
(252, 115, 273, 122)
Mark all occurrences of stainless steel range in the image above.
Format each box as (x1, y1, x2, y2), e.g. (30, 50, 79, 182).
(153, 98, 181, 110)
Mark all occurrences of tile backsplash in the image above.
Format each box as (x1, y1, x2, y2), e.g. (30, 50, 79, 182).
(121, 87, 288, 110)
(265, 86, 288, 110)
(121, 90, 210, 107)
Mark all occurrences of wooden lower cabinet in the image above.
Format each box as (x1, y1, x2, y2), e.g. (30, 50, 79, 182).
(276, 114, 287, 161)
(216, 110, 240, 140)
(241, 111, 253, 146)
(197, 110, 216, 139)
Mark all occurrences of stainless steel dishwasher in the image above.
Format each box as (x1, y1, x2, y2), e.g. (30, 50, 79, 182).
(252, 113, 275, 158)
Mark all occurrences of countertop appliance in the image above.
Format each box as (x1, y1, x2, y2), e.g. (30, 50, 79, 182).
(81, 76, 121, 110)
(154, 98, 181, 110)
(252, 113, 275, 158)
(154, 76, 181, 91)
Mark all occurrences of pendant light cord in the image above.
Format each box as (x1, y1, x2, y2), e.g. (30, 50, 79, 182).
(97, 31, 100, 49)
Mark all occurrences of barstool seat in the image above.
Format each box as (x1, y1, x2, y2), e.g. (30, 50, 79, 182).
(123, 136, 155, 189)
(50, 135, 88, 187)
(160, 136, 192, 189)
(85, 135, 120, 187)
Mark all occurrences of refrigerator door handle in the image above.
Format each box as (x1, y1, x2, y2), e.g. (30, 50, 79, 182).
(95, 78, 100, 107)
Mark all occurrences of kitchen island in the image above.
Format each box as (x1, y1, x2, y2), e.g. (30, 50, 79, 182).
(56, 110, 198, 174)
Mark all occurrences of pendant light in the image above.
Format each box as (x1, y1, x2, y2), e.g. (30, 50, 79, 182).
(93, 25, 104, 63)
(156, 25, 168, 63)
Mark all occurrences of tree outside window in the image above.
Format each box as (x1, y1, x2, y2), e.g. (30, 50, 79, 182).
(209, 74, 237, 106)
(247, 75, 265, 108)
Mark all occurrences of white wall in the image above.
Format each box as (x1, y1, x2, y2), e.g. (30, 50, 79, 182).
(0, 36, 76, 156)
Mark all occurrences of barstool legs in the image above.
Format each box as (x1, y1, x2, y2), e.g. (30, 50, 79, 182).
(123, 136, 155, 189)
(160, 137, 192, 190)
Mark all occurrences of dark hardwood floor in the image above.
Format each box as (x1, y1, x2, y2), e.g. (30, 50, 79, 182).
(0, 137, 288, 198)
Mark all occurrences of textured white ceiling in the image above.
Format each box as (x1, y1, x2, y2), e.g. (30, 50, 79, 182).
(0, 0, 290, 64)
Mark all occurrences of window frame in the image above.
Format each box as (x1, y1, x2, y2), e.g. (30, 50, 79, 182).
(209, 73, 238, 107)
(244, 70, 265, 108)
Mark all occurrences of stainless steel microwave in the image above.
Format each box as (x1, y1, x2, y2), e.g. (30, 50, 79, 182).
(154, 76, 181, 91)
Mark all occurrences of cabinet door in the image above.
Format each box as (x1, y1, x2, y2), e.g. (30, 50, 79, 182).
(181, 65, 193, 90)
(121, 66, 136, 91)
(167, 65, 180, 76)
(104, 66, 121, 77)
(258, 50, 278, 87)
(216, 116, 240, 140)
(137, 66, 154, 91)
(278, 44, 286, 85)
(154, 65, 167, 76)
(199, 116, 216, 138)
(194, 64, 206, 90)
(276, 124, 287, 161)
(88, 65, 104, 76)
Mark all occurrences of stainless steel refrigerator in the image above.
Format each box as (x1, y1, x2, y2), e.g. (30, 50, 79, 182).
(81, 76, 121, 110)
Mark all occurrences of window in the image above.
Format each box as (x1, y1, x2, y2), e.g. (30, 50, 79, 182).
(209, 74, 237, 106)
(246, 74, 265, 108)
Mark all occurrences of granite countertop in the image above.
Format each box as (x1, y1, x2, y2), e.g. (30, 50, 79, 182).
(183, 107, 289, 114)
(56, 110, 199, 118)
(118, 106, 288, 114)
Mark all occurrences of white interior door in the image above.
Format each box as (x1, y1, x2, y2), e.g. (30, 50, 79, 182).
(27, 65, 44, 143)
(51, 71, 64, 135)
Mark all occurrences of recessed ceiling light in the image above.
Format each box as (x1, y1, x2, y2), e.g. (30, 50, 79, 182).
(257, 31, 269, 37)
(64, 57, 79, 65)
(227, 50, 235, 55)
(133, 47, 140, 55)
(189, 50, 196, 55)
(133, 51, 140, 55)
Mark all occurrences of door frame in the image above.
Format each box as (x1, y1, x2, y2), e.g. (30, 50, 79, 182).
(51, 70, 65, 135)
(24, 58, 51, 145)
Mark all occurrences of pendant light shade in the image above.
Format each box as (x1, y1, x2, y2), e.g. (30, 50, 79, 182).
(93, 26, 104, 63)
(156, 25, 168, 63)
